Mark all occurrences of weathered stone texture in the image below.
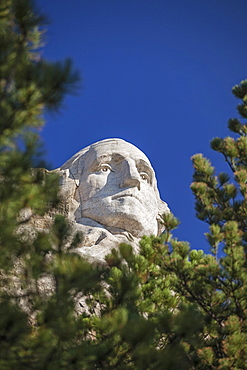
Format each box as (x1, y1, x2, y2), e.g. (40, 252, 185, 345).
(56, 138, 169, 263)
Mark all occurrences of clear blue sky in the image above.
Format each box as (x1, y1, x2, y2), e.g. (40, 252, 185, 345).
(36, 0, 247, 253)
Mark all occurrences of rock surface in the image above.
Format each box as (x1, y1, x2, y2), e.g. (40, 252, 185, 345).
(56, 138, 169, 263)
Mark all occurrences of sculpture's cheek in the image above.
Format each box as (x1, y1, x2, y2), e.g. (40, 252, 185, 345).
(137, 185, 158, 212)
(79, 173, 109, 200)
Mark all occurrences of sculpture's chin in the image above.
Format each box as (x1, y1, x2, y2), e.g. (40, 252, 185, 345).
(108, 218, 156, 238)
(81, 212, 157, 238)
(80, 197, 158, 238)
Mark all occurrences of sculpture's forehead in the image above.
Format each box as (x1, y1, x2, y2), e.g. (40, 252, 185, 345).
(87, 140, 152, 166)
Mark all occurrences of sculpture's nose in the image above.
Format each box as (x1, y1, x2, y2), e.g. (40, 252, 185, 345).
(120, 158, 140, 190)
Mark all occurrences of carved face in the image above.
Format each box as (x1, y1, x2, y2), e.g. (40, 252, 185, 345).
(76, 140, 159, 237)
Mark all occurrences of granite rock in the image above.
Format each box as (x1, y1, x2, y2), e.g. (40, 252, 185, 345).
(55, 138, 169, 263)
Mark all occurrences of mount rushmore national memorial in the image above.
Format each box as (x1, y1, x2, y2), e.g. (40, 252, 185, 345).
(55, 138, 169, 263)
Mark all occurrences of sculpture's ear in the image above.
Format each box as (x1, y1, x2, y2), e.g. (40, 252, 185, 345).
(157, 200, 170, 235)
(67, 159, 80, 183)
(60, 154, 83, 183)
(60, 145, 93, 182)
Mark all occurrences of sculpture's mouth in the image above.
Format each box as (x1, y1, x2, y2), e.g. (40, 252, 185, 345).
(112, 193, 142, 203)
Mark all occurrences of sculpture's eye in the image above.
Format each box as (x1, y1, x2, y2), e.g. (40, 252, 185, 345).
(99, 164, 112, 173)
(140, 172, 150, 182)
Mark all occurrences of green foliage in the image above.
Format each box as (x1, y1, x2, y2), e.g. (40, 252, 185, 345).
(2, 1, 247, 368)
(188, 79, 247, 368)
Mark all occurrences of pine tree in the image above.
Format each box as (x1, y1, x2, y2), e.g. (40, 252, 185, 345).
(2, 1, 247, 369)
(0, 1, 101, 368)
(82, 79, 247, 368)
(188, 79, 247, 368)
